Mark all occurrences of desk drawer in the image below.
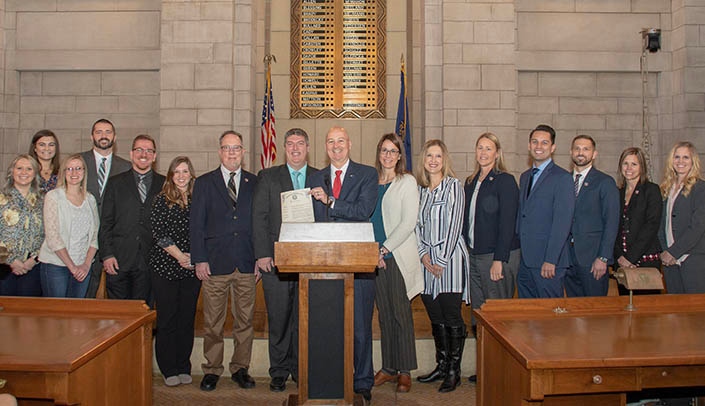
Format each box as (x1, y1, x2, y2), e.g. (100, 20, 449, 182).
(549, 368, 638, 394)
(641, 366, 705, 388)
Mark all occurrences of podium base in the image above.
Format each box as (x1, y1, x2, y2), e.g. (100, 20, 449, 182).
(285, 394, 366, 405)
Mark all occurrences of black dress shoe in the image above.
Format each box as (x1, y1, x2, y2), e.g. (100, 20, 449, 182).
(355, 388, 372, 402)
(231, 368, 255, 389)
(270, 376, 286, 392)
(200, 374, 219, 391)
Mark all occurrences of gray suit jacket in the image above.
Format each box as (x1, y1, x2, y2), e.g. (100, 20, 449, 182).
(659, 180, 705, 258)
(81, 150, 131, 214)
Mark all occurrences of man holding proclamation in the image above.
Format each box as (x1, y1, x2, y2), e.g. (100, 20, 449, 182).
(252, 128, 318, 392)
(309, 126, 378, 402)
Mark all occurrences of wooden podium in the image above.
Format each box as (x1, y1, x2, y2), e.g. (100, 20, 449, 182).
(275, 223, 377, 406)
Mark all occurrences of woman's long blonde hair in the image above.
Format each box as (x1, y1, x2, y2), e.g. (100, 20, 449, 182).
(416, 139, 455, 188)
(467, 132, 508, 184)
(660, 141, 704, 198)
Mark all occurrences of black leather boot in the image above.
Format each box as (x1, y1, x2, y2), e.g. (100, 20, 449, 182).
(417, 323, 448, 383)
(439, 324, 466, 393)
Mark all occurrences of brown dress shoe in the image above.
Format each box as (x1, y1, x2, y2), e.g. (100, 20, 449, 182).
(373, 370, 398, 386)
(396, 374, 411, 393)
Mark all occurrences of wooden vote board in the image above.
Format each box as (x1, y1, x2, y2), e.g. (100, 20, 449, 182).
(291, 0, 387, 119)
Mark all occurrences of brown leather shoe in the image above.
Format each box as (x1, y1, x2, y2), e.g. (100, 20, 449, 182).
(373, 370, 398, 386)
(396, 374, 411, 393)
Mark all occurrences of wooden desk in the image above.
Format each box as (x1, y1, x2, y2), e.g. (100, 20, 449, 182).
(474, 295, 705, 405)
(0, 297, 155, 405)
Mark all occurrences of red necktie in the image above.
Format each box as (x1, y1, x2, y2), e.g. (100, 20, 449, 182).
(333, 170, 342, 199)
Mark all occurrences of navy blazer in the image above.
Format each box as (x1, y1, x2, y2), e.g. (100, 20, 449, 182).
(81, 150, 131, 214)
(462, 170, 519, 262)
(99, 169, 165, 270)
(308, 160, 378, 223)
(190, 167, 257, 275)
(252, 164, 318, 259)
(613, 181, 662, 264)
(570, 168, 620, 266)
(517, 160, 575, 268)
(659, 180, 705, 258)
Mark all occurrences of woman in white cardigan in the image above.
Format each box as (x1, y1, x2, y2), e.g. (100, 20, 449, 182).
(38, 154, 99, 298)
(370, 133, 423, 394)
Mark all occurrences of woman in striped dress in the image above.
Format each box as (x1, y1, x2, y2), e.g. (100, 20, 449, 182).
(415, 139, 470, 393)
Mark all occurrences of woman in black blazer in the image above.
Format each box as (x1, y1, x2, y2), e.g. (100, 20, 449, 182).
(613, 147, 662, 295)
(659, 141, 705, 294)
(463, 132, 520, 382)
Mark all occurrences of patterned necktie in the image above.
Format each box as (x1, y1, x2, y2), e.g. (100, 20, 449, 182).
(332, 170, 342, 199)
(527, 167, 539, 197)
(228, 171, 238, 207)
(97, 157, 107, 195)
(293, 171, 301, 190)
(574, 173, 582, 197)
(137, 174, 147, 203)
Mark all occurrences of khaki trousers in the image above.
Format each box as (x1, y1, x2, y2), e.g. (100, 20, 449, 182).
(201, 269, 256, 375)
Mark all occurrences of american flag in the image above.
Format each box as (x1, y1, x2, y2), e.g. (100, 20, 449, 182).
(260, 57, 276, 169)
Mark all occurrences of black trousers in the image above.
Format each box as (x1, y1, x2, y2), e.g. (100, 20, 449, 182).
(421, 292, 464, 327)
(106, 256, 151, 302)
(261, 269, 298, 379)
(152, 272, 201, 378)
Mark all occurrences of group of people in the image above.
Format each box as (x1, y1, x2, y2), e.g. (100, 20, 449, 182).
(1, 119, 703, 402)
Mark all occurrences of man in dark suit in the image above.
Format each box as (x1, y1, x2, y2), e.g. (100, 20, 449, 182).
(517, 124, 575, 298)
(190, 130, 258, 392)
(99, 134, 165, 302)
(566, 135, 620, 297)
(252, 128, 317, 392)
(82, 118, 131, 298)
(309, 126, 378, 402)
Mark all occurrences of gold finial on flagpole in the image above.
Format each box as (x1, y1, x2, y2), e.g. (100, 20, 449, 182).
(264, 54, 277, 64)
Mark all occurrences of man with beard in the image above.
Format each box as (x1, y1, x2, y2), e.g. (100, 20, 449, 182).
(81, 118, 131, 298)
(565, 135, 620, 297)
(99, 134, 164, 301)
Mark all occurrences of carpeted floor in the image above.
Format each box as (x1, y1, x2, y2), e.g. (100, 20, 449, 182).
(153, 374, 477, 406)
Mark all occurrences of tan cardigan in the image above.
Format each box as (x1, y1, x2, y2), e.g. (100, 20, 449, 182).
(381, 173, 423, 299)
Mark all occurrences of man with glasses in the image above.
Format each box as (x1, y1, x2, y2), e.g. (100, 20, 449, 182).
(99, 134, 164, 301)
(81, 118, 131, 298)
(190, 130, 258, 392)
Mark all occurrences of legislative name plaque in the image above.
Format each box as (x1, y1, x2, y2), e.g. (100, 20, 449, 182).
(291, 0, 387, 119)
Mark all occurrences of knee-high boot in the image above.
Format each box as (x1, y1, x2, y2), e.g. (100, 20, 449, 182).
(439, 324, 466, 393)
(417, 323, 448, 383)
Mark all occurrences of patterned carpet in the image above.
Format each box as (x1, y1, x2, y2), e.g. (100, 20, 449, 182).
(153, 374, 477, 406)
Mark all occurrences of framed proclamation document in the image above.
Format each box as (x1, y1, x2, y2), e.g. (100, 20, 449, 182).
(291, 0, 387, 119)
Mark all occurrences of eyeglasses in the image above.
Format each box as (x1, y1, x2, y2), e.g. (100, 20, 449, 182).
(220, 145, 244, 152)
(380, 148, 400, 156)
(132, 148, 156, 155)
(66, 167, 84, 172)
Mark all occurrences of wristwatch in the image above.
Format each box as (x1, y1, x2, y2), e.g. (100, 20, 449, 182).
(598, 256, 608, 263)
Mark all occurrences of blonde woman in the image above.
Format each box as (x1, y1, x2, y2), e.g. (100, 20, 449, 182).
(38, 154, 99, 298)
(415, 139, 469, 393)
(0, 155, 44, 296)
(659, 141, 705, 294)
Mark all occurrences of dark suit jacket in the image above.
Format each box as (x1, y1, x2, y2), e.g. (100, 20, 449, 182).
(658, 180, 705, 258)
(517, 160, 575, 268)
(252, 164, 318, 260)
(613, 181, 662, 264)
(81, 150, 131, 214)
(99, 169, 165, 271)
(190, 167, 257, 275)
(308, 160, 378, 223)
(570, 168, 620, 266)
(462, 169, 519, 261)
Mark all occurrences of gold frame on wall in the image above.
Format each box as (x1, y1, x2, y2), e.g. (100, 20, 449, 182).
(290, 0, 387, 119)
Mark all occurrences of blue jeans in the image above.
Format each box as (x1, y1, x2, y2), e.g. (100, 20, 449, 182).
(40, 262, 89, 298)
(0, 263, 42, 296)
